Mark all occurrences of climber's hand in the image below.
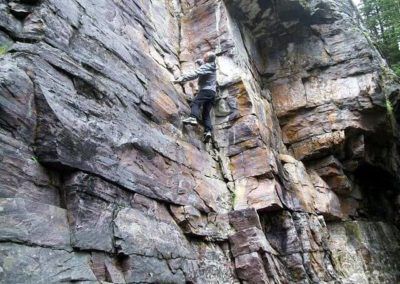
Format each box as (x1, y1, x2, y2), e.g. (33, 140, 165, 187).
(195, 59, 204, 66)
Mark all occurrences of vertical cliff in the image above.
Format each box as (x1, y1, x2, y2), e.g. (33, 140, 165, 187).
(0, 0, 399, 283)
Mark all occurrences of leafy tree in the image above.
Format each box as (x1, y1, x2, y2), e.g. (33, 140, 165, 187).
(361, 0, 400, 75)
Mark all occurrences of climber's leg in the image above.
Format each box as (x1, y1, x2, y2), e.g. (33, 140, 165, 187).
(183, 90, 215, 131)
(183, 90, 207, 125)
(183, 94, 203, 125)
(190, 91, 207, 121)
(202, 99, 214, 133)
(201, 91, 215, 142)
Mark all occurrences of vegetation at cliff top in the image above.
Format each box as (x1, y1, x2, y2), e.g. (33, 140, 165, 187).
(361, 0, 400, 76)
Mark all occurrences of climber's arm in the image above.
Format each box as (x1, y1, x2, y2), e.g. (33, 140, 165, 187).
(173, 64, 213, 84)
(173, 70, 199, 83)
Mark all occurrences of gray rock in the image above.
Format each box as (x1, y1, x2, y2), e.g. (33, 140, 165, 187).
(90, 252, 126, 283)
(113, 207, 194, 260)
(0, 0, 399, 283)
(0, 242, 97, 283)
(0, 198, 70, 249)
(0, 133, 61, 206)
(65, 187, 115, 252)
(64, 172, 131, 252)
(122, 254, 186, 284)
(191, 242, 238, 284)
(328, 221, 400, 283)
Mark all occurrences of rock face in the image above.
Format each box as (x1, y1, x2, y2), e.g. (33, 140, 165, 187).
(0, 0, 399, 283)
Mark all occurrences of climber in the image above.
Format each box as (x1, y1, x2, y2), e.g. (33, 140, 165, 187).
(173, 51, 217, 141)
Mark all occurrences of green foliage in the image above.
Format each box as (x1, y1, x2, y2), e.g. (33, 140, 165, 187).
(0, 43, 12, 56)
(392, 62, 400, 76)
(386, 97, 394, 115)
(385, 96, 397, 129)
(345, 222, 364, 243)
(31, 156, 39, 163)
(231, 191, 237, 206)
(0, 45, 9, 56)
(361, 0, 400, 74)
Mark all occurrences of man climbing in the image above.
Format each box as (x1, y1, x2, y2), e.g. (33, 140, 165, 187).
(173, 51, 217, 141)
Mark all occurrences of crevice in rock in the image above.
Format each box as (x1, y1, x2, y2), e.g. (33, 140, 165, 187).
(0, 240, 72, 253)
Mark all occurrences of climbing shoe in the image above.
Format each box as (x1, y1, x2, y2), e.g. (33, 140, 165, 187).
(182, 117, 198, 125)
(203, 131, 212, 142)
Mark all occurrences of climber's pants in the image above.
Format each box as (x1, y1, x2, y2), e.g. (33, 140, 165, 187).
(190, 89, 216, 132)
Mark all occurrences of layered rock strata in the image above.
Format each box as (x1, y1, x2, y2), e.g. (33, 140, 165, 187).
(0, 0, 399, 283)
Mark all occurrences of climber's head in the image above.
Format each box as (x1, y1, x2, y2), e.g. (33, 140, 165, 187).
(203, 51, 216, 63)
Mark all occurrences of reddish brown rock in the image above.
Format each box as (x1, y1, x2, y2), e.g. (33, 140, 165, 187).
(233, 177, 283, 211)
(338, 196, 360, 219)
(309, 170, 342, 220)
(234, 252, 269, 283)
(229, 208, 263, 231)
(279, 155, 316, 213)
(230, 147, 278, 180)
(290, 131, 346, 161)
(0, 0, 399, 283)
(214, 80, 255, 126)
(308, 155, 352, 195)
(229, 227, 276, 257)
(169, 205, 233, 241)
(269, 77, 307, 117)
